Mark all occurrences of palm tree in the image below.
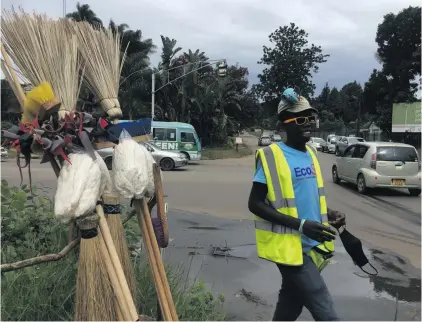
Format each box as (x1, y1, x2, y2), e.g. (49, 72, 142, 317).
(119, 53, 151, 119)
(109, 20, 129, 35)
(159, 35, 182, 70)
(66, 3, 103, 27)
(122, 30, 156, 57)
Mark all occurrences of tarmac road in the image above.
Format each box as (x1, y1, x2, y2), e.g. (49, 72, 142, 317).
(2, 135, 420, 267)
(1, 134, 421, 320)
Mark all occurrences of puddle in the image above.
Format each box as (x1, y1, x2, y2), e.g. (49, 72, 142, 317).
(368, 249, 421, 303)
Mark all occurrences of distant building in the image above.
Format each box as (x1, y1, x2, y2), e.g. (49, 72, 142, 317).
(360, 121, 382, 141)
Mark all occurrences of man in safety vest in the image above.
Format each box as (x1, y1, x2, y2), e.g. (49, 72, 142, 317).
(248, 95, 345, 321)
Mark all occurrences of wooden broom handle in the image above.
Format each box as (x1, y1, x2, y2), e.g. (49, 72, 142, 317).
(153, 164, 166, 223)
(1, 44, 26, 105)
(1, 61, 24, 109)
(97, 205, 138, 321)
(134, 199, 172, 321)
(135, 199, 178, 321)
(98, 233, 132, 321)
(140, 199, 178, 321)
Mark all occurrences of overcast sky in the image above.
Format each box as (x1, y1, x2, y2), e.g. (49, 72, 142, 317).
(1, 0, 420, 96)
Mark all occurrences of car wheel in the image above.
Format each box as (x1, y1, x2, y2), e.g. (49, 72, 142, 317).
(408, 188, 421, 196)
(105, 157, 113, 170)
(357, 174, 367, 194)
(160, 158, 175, 171)
(335, 147, 340, 156)
(332, 166, 340, 184)
(181, 151, 190, 160)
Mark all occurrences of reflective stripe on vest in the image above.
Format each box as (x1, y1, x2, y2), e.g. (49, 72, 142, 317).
(254, 143, 334, 266)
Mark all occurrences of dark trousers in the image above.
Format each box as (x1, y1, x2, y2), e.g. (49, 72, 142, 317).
(272, 254, 339, 321)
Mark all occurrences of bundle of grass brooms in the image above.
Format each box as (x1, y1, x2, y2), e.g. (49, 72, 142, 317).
(1, 8, 81, 121)
(66, 18, 137, 303)
(1, 8, 137, 321)
(2, 7, 177, 321)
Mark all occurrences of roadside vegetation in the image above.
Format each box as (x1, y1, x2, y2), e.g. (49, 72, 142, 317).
(201, 136, 253, 160)
(1, 180, 226, 321)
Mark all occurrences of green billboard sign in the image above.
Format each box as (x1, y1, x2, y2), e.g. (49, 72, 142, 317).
(392, 102, 421, 132)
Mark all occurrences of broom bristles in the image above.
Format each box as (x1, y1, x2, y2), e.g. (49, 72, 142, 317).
(1, 7, 82, 119)
(75, 233, 119, 321)
(107, 215, 136, 298)
(103, 192, 136, 299)
(67, 20, 127, 118)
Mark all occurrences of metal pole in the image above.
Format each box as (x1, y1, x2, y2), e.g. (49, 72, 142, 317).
(151, 72, 155, 122)
(356, 98, 361, 135)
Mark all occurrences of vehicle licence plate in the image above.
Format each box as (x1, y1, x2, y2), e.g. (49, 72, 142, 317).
(392, 179, 405, 186)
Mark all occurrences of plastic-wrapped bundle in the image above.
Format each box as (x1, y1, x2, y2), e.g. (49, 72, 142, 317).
(112, 129, 148, 199)
(54, 153, 102, 222)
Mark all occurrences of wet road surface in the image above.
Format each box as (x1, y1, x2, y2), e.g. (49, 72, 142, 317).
(163, 209, 421, 321)
(1, 134, 421, 320)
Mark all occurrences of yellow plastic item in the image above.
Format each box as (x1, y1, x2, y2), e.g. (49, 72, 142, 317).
(24, 82, 60, 115)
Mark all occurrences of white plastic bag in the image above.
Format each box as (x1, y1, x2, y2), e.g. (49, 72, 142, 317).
(112, 129, 149, 199)
(54, 152, 102, 222)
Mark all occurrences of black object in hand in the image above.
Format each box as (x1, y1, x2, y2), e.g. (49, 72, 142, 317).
(302, 220, 336, 243)
(339, 228, 378, 276)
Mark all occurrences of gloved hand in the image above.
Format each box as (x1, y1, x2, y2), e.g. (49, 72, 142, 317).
(328, 210, 346, 229)
(302, 220, 336, 243)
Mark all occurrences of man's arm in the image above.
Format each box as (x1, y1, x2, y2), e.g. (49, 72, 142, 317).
(248, 182, 301, 230)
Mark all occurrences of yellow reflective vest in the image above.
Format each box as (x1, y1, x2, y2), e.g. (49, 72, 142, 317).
(254, 143, 334, 266)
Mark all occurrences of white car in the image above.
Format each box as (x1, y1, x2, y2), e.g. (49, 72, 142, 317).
(326, 136, 338, 153)
(332, 142, 421, 196)
(309, 137, 326, 151)
(1, 147, 8, 160)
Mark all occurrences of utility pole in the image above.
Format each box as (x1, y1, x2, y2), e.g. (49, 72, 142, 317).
(350, 95, 362, 136)
(151, 72, 155, 122)
(63, 0, 66, 17)
(356, 98, 361, 136)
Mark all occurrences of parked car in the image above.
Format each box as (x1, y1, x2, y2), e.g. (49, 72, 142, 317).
(97, 141, 188, 171)
(335, 136, 365, 156)
(326, 134, 336, 142)
(308, 137, 327, 152)
(258, 135, 272, 146)
(1, 147, 8, 160)
(271, 134, 282, 142)
(326, 136, 338, 153)
(332, 142, 421, 196)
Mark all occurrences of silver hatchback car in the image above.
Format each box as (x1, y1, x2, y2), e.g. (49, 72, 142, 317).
(332, 142, 421, 196)
(97, 141, 188, 171)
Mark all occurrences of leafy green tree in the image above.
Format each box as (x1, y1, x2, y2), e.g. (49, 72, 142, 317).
(255, 23, 329, 112)
(66, 2, 103, 27)
(362, 6, 421, 132)
(1, 79, 21, 124)
(376, 6, 421, 97)
(340, 81, 363, 124)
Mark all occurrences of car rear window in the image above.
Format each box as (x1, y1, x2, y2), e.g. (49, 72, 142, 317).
(376, 146, 418, 162)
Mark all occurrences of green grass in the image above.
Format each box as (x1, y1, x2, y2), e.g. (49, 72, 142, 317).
(201, 144, 253, 160)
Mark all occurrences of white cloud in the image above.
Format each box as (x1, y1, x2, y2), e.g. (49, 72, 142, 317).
(1, 0, 420, 93)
